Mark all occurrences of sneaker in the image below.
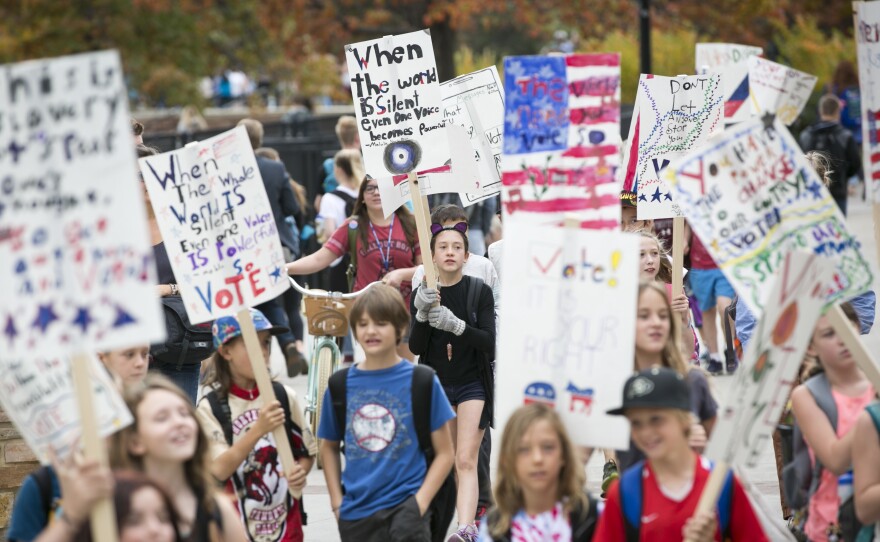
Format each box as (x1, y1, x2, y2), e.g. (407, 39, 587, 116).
(601, 459, 619, 494)
(706, 356, 724, 375)
(725, 350, 739, 374)
(285, 345, 309, 376)
(447, 524, 479, 542)
(474, 505, 488, 528)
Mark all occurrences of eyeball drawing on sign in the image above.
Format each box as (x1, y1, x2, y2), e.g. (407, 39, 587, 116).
(384, 140, 423, 174)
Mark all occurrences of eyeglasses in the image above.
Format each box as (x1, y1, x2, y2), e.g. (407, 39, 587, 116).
(430, 221, 468, 236)
(364, 184, 380, 194)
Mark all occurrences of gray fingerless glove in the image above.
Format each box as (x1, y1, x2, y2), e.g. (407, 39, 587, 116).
(427, 306, 465, 336)
(414, 286, 439, 322)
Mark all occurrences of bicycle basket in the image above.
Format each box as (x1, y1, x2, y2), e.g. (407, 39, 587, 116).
(304, 297, 353, 337)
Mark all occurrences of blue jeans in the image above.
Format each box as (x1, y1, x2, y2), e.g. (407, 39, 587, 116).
(256, 296, 296, 349)
(152, 362, 202, 404)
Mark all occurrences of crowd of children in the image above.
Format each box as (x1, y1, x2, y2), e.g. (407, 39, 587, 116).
(7, 110, 880, 542)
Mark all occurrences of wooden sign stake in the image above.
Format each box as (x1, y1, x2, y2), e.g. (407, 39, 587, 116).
(671, 216, 685, 297)
(409, 172, 439, 288)
(71, 354, 118, 542)
(236, 308, 301, 499)
(685, 459, 730, 542)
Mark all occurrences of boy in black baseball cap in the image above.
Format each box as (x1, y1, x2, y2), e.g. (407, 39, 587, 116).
(595, 368, 768, 541)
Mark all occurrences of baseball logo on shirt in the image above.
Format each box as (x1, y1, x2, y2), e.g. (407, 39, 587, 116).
(352, 403, 397, 452)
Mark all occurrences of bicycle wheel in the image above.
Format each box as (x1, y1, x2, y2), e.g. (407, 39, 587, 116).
(313, 344, 337, 468)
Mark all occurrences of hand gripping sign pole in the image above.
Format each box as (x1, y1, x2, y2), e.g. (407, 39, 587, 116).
(237, 308, 302, 499)
(71, 353, 119, 542)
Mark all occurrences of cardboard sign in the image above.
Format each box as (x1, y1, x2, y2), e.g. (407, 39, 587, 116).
(705, 252, 833, 467)
(345, 30, 449, 178)
(747, 57, 817, 126)
(374, 124, 480, 217)
(635, 74, 724, 220)
(496, 223, 638, 449)
(663, 117, 874, 314)
(696, 43, 763, 124)
(0, 50, 164, 357)
(0, 355, 132, 463)
(501, 54, 621, 229)
(441, 66, 505, 206)
(855, 1, 880, 204)
(139, 126, 288, 323)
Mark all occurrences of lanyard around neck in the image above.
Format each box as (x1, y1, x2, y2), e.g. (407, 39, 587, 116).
(368, 214, 395, 271)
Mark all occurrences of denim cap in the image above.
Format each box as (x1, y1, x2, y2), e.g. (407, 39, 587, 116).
(212, 308, 288, 349)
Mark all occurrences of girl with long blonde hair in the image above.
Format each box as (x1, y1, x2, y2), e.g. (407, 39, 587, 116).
(480, 404, 596, 541)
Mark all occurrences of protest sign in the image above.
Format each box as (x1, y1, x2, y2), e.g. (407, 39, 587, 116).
(695, 43, 763, 124)
(0, 355, 132, 463)
(139, 126, 289, 323)
(496, 223, 638, 449)
(345, 30, 448, 179)
(854, 1, 880, 264)
(0, 50, 164, 358)
(501, 53, 621, 229)
(704, 252, 833, 467)
(747, 57, 817, 126)
(440, 66, 505, 206)
(635, 74, 724, 220)
(663, 117, 874, 315)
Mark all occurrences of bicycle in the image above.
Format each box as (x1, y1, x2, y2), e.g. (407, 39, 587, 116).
(288, 277, 379, 464)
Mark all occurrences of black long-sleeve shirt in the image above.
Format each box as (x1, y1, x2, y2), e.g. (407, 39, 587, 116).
(409, 278, 495, 386)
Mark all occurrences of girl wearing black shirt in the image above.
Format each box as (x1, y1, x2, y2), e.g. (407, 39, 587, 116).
(409, 223, 495, 542)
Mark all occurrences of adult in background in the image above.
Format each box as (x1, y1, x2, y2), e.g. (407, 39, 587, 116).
(315, 115, 360, 210)
(317, 149, 365, 294)
(237, 118, 306, 375)
(799, 94, 862, 216)
(286, 177, 421, 361)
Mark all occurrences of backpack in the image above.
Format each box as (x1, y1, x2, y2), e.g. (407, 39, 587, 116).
(782, 373, 838, 511)
(204, 381, 310, 525)
(150, 295, 215, 368)
(322, 157, 338, 194)
(620, 459, 734, 542)
(330, 189, 357, 219)
(484, 492, 598, 542)
(345, 219, 359, 292)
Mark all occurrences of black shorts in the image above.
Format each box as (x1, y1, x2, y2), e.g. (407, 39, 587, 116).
(442, 380, 486, 407)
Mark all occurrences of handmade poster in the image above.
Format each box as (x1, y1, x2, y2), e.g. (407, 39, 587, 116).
(0, 355, 132, 463)
(663, 117, 874, 314)
(747, 57, 817, 126)
(441, 66, 505, 206)
(345, 30, 449, 179)
(497, 223, 638, 449)
(0, 50, 164, 358)
(635, 74, 724, 220)
(139, 126, 288, 323)
(501, 53, 621, 229)
(375, 124, 480, 217)
(705, 252, 833, 467)
(855, 1, 880, 203)
(695, 43, 763, 124)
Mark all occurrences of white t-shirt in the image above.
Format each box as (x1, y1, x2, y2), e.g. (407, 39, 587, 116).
(318, 185, 359, 267)
(487, 240, 503, 281)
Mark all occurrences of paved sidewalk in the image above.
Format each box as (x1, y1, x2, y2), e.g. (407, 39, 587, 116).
(277, 196, 879, 541)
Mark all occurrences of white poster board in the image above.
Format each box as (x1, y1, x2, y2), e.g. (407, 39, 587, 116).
(345, 30, 449, 179)
(635, 74, 724, 220)
(705, 252, 833, 467)
(855, 1, 880, 204)
(440, 66, 505, 206)
(0, 355, 132, 463)
(497, 223, 638, 449)
(663, 117, 874, 314)
(696, 43, 763, 124)
(747, 57, 817, 126)
(0, 50, 164, 357)
(139, 126, 288, 323)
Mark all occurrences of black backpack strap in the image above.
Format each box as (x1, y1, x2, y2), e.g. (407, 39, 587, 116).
(464, 275, 481, 326)
(411, 364, 437, 462)
(330, 189, 357, 217)
(328, 367, 351, 437)
(33, 466, 56, 520)
(205, 389, 235, 446)
(570, 491, 599, 542)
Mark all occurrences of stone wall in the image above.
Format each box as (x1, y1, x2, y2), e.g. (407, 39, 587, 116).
(0, 407, 39, 539)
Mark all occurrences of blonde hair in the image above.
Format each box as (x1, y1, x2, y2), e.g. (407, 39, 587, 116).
(491, 404, 586, 539)
(334, 149, 365, 189)
(335, 115, 358, 146)
(639, 230, 673, 284)
(109, 374, 219, 519)
(636, 281, 689, 377)
(805, 151, 833, 187)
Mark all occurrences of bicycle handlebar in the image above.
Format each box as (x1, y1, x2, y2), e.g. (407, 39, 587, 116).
(288, 276, 382, 300)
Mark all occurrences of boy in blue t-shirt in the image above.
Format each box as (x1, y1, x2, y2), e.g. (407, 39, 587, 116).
(319, 284, 455, 542)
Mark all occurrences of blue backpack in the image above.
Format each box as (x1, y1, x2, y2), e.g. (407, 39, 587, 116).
(620, 459, 734, 542)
